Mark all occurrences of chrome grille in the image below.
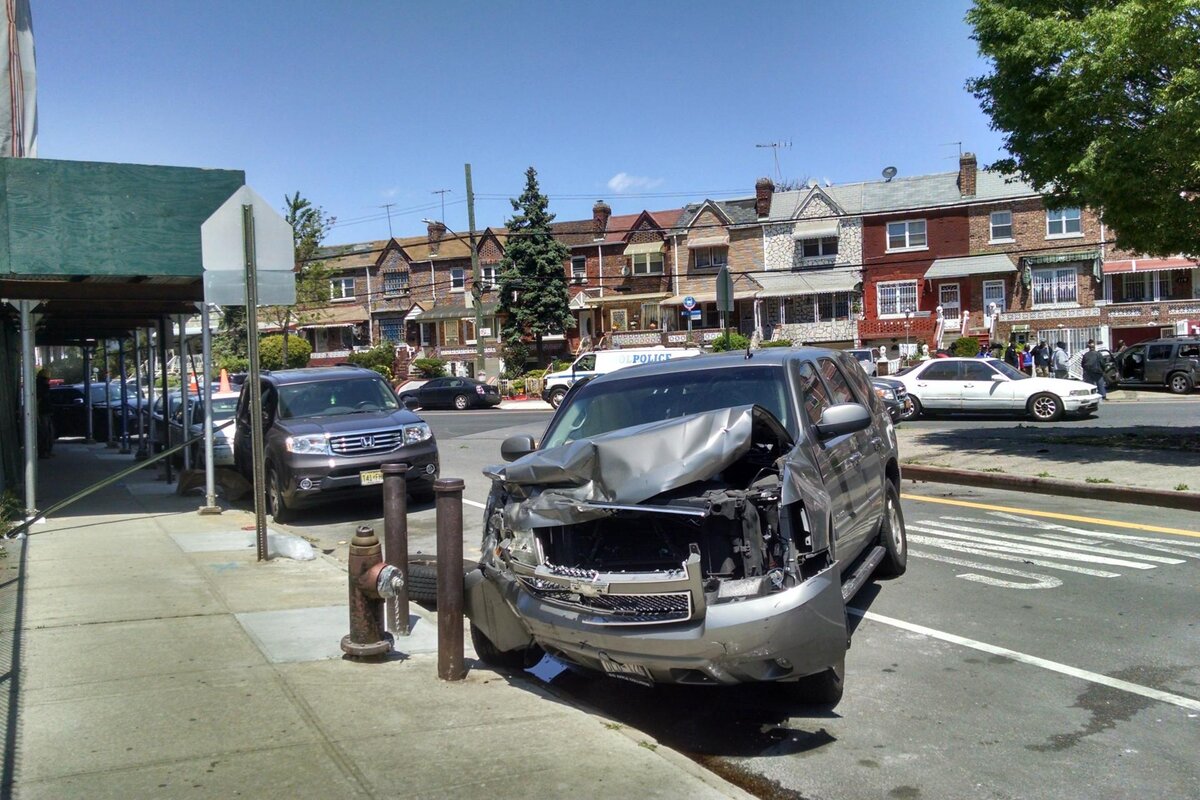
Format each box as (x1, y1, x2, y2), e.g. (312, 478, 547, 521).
(329, 429, 405, 456)
(520, 577, 692, 624)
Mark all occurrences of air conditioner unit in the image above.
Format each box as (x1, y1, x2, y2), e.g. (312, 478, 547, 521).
(571, 276, 586, 285)
(620, 265, 631, 277)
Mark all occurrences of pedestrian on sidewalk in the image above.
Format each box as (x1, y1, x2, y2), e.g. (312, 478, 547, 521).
(1052, 341, 1070, 379)
(1081, 339, 1107, 399)
(1033, 340, 1051, 377)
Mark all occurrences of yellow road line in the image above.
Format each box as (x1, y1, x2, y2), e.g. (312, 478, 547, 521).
(900, 493, 1200, 539)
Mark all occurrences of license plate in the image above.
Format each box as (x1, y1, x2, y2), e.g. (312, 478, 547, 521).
(359, 469, 383, 486)
(600, 658, 653, 686)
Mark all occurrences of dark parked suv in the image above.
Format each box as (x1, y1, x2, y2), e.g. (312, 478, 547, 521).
(234, 366, 439, 522)
(1111, 337, 1200, 394)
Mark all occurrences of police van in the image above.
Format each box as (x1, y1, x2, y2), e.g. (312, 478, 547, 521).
(541, 346, 703, 407)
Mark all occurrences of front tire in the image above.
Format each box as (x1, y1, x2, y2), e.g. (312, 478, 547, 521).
(1168, 372, 1193, 395)
(548, 387, 567, 408)
(453, 394, 469, 410)
(876, 481, 907, 578)
(786, 659, 845, 707)
(905, 396, 923, 420)
(1028, 392, 1063, 422)
(470, 622, 543, 670)
(267, 466, 295, 524)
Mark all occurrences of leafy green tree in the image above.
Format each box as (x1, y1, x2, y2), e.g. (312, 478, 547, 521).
(261, 193, 336, 364)
(258, 334, 311, 370)
(497, 167, 572, 366)
(967, 1, 1200, 255)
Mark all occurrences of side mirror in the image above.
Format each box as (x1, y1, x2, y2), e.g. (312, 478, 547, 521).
(500, 434, 537, 462)
(814, 403, 872, 441)
(991, 373, 1006, 382)
(402, 395, 419, 411)
(72, 397, 84, 405)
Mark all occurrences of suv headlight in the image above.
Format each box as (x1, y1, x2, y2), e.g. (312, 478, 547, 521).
(285, 434, 330, 454)
(403, 423, 433, 445)
(875, 386, 896, 401)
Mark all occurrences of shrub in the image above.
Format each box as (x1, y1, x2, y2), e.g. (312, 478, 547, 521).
(710, 331, 751, 352)
(759, 339, 792, 348)
(258, 335, 311, 370)
(551, 359, 572, 372)
(501, 339, 530, 380)
(524, 368, 547, 380)
(951, 336, 979, 358)
(412, 358, 446, 378)
(0, 491, 18, 537)
(347, 342, 397, 378)
(217, 355, 249, 374)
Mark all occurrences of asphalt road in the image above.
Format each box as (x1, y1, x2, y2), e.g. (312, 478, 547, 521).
(270, 407, 1200, 800)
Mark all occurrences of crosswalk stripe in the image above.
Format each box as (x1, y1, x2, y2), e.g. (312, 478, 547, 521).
(907, 524, 1158, 570)
(980, 513, 1200, 558)
(908, 550, 1063, 589)
(907, 535, 1121, 577)
(917, 520, 1184, 565)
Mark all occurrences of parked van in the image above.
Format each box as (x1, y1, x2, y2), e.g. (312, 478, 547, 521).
(541, 347, 703, 407)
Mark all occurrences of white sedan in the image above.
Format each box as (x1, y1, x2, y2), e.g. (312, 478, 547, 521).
(891, 358, 1100, 422)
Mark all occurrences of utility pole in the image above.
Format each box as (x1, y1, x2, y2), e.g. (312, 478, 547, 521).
(464, 165, 485, 379)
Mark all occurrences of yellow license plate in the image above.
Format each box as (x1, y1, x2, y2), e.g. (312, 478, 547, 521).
(359, 470, 383, 486)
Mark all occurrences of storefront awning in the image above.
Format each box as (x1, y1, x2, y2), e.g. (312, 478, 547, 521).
(686, 231, 730, 248)
(755, 269, 859, 298)
(623, 241, 665, 256)
(412, 302, 499, 321)
(662, 289, 756, 305)
(584, 291, 670, 305)
(1103, 257, 1197, 275)
(925, 253, 1016, 280)
(791, 219, 838, 240)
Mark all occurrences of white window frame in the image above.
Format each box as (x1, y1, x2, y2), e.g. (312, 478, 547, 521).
(876, 280, 919, 318)
(989, 210, 1014, 243)
(419, 322, 435, 346)
(570, 255, 587, 282)
(982, 279, 1006, 313)
(330, 276, 355, 301)
(1121, 271, 1173, 302)
(1031, 265, 1079, 307)
(631, 252, 664, 275)
(450, 267, 465, 292)
(480, 265, 497, 288)
(693, 247, 728, 271)
(639, 302, 662, 329)
(1046, 208, 1082, 238)
(800, 236, 839, 260)
(886, 219, 927, 252)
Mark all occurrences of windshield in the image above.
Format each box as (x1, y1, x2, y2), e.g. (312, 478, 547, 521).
(543, 365, 793, 448)
(986, 359, 1031, 380)
(276, 378, 399, 420)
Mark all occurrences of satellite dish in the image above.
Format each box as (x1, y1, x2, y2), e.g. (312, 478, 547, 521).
(882, 166, 898, 182)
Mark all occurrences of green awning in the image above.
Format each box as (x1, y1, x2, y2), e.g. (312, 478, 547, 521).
(1021, 250, 1099, 266)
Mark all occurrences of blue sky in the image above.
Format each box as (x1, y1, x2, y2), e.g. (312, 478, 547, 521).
(35, 1, 1003, 246)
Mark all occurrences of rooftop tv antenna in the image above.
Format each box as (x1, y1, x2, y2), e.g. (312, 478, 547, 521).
(431, 188, 452, 222)
(755, 140, 791, 182)
(941, 140, 963, 159)
(882, 166, 898, 182)
(379, 203, 396, 237)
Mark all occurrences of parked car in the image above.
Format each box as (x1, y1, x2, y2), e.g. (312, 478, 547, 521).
(541, 347, 703, 408)
(399, 377, 500, 410)
(465, 348, 906, 706)
(872, 376, 913, 423)
(846, 348, 880, 377)
(891, 357, 1100, 421)
(46, 381, 144, 440)
(1109, 337, 1200, 394)
(234, 366, 439, 522)
(169, 391, 240, 466)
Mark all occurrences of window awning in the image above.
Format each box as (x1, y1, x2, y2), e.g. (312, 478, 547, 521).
(662, 290, 756, 305)
(755, 269, 859, 298)
(791, 219, 838, 240)
(296, 304, 369, 329)
(1103, 257, 1197, 275)
(584, 291, 670, 305)
(686, 231, 730, 249)
(1021, 250, 1099, 266)
(412, 302, 499, 321)
(924, 253, 1016, 280)
(623, 241, 665, 256)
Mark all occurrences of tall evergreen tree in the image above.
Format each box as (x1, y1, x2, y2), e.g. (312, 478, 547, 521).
(497, 167, 571, 367)
(262, 192, 336, 364)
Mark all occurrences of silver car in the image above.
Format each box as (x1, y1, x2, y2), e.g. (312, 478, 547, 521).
(466, 348, 907, 705)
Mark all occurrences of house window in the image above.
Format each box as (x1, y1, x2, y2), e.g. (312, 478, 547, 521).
(379, 320, 403, 343)
(983, 279, 1006, 313)
(989, 210, 1013, 241)
(450, 268, 465, 292)
(1031, 266, 1079, 306)
(693, 247, 728, 270)
(640, 303, 662, 329)
(571, 256, 587, 282)
(330, 277, 355, 300)
(610, 308, 628, 331)
(383, 271, 409, 294)
(1121, 272, 1174, 302)
(784, 296, 815, 324)
(480, 265, 497, 288)
(1046, 208, 1082, 237)
(443, 320, 460, 345)
(631, 252, 664, 275)
(817, 292, 852, 321)
(419, 322, 434, 346)
(877, 280, 919, 317)
(800, 237, 838, 259)
(886, 220, 927, 251)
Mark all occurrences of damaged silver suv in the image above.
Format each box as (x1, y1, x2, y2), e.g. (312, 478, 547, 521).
(465, 348, 906, 705)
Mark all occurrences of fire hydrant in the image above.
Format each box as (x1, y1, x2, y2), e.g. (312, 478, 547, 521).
(341, 526, 405, 659)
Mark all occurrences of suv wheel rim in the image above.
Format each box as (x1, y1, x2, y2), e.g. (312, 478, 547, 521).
(1033, 396, 1057, 419)
(1171, 375, 1188, 393)
(888, 495, 904, 553)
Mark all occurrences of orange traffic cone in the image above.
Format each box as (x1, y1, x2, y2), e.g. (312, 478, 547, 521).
(189, 371, 199, 393)
(219, 368, 231, 394)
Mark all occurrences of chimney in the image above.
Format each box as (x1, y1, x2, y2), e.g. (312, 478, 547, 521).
(958, 152, 977, 197)
(427, 220, 446, 256)
(592, 200, 611, 239)
(755, 177, 775, 218)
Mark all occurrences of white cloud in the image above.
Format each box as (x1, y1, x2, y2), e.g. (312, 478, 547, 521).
(607, 172, 664, 193)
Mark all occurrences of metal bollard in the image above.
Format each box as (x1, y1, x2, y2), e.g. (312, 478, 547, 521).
(340, 525, 405, 659)
(381, 463, 410, 636)
(435, 478, 466, 681)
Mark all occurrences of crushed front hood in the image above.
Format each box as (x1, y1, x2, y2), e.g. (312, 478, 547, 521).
(484, 405, 788, 529)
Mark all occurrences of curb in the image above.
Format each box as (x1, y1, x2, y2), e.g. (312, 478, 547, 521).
(902, 464, 1200, 513)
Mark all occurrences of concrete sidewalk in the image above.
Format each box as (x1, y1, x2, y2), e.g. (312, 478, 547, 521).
(3, 443, 749, 799)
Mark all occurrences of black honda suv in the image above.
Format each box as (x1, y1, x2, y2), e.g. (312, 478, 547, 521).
(233, 366, 439, 522)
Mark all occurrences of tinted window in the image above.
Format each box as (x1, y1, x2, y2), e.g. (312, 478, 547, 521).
(276, 378, 399, 419)
(818, 359, 857, 405)
(961, 361, 997, 381)
(543, 365, 793, 448)
(797, 362, 832, 426)
(919, 362, 960, 381)
(575, 354, 596, 371)
(1147, 344, 1174, 360)
(1178, 343, 1199, 359)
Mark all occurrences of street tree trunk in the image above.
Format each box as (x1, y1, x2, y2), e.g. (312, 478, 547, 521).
(281, 309, 290, 366)
(535, 333, 544, 368)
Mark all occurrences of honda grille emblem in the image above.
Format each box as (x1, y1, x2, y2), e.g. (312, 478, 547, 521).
(360, 435, 375, 448)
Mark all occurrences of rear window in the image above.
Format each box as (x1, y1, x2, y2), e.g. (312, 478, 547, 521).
(544, 365, 793, 448)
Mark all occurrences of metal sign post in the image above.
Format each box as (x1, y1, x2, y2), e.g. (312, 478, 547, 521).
(243, 204, 268, 561)
(683, 294, 695, 334)
(716, 266, 734, 342)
